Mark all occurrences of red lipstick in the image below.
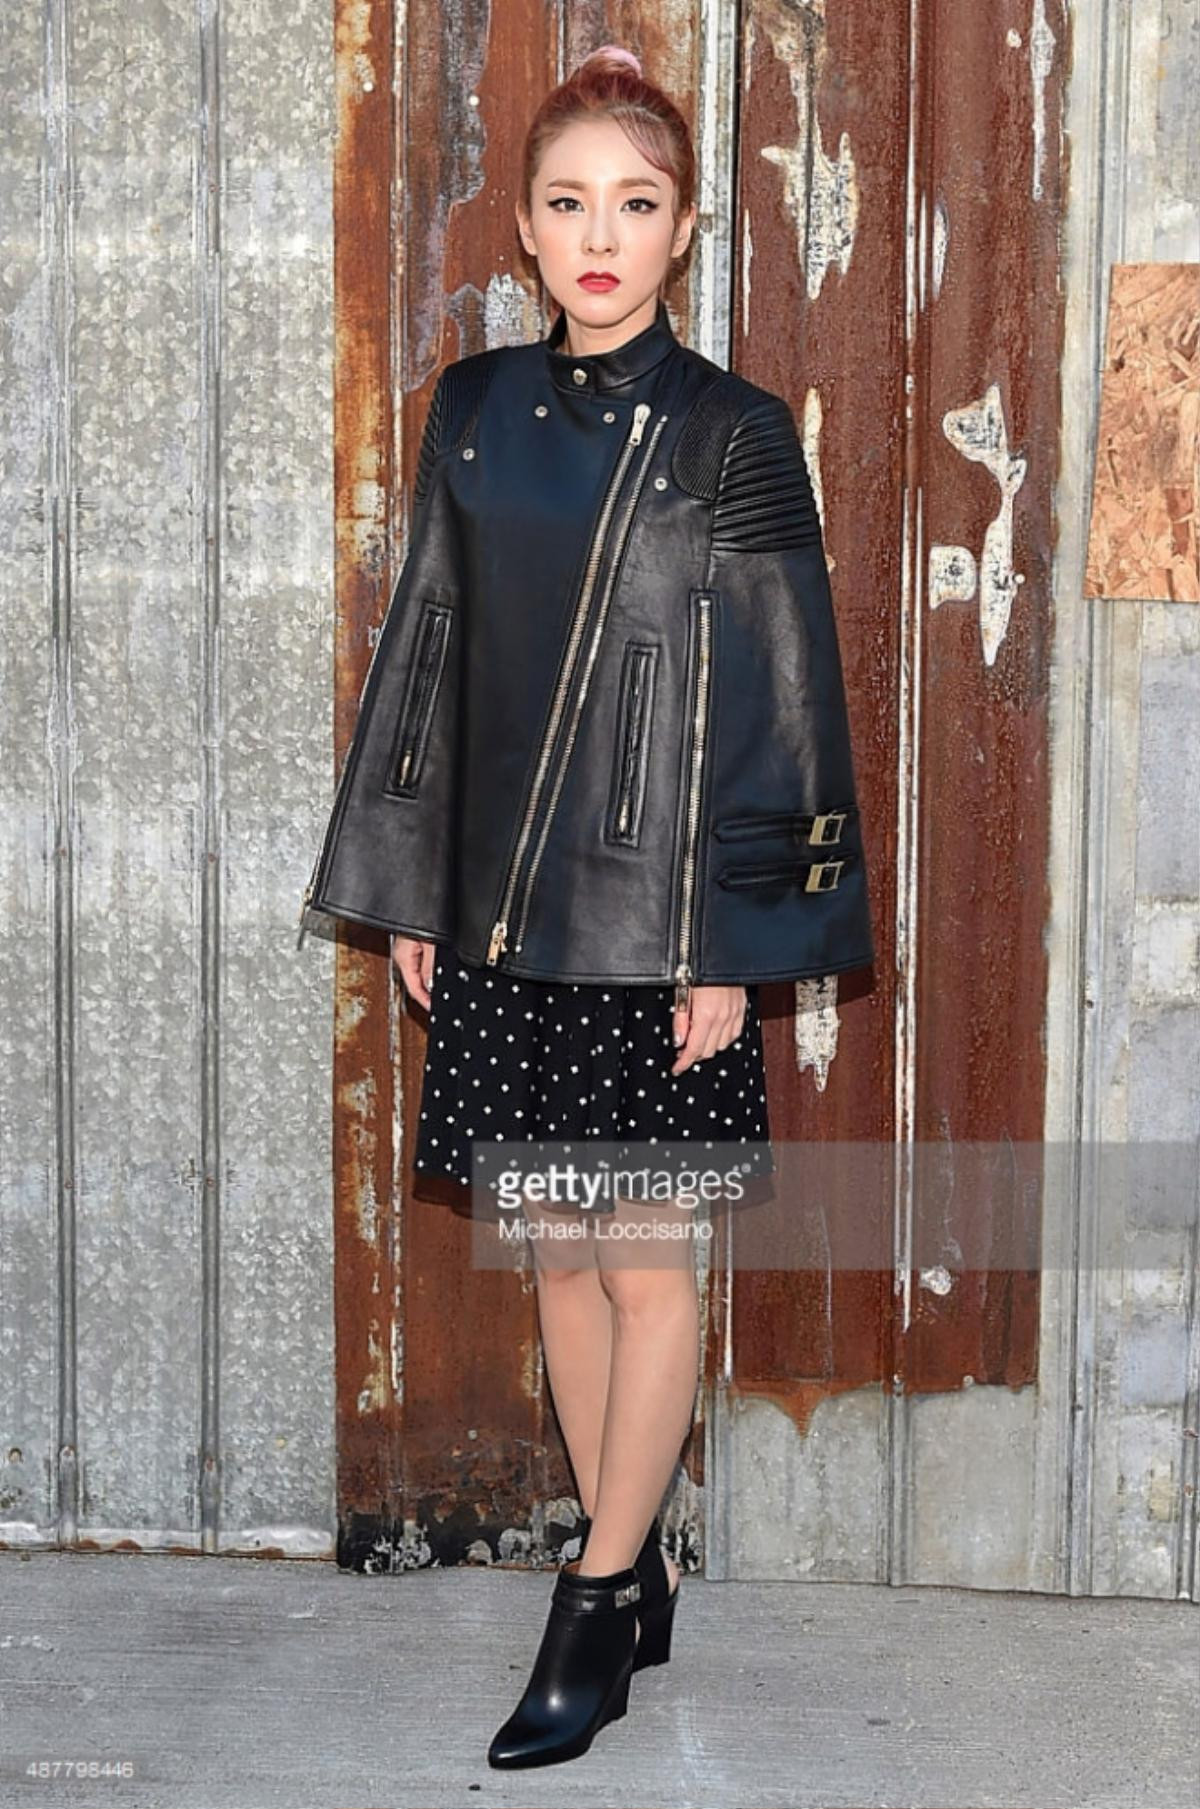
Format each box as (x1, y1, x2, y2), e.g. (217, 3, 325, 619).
(578, 272, 620, 291)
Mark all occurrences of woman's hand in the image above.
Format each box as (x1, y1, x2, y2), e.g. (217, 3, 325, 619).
(391, 934, 436, 1010)
(671, 985, 747, 1076)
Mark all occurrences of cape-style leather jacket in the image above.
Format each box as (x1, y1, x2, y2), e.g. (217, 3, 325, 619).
(300, 297, 875, 1010)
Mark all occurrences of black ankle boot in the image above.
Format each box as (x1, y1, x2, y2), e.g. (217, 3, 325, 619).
(576, 1513, 680, 1672)
(486, 1560, 642, 1769)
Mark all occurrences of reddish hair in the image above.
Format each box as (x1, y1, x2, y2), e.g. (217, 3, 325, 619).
(519, 45, 697, 290)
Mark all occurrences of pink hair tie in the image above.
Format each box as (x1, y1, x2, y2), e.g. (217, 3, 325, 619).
(590, 44, 642, 76)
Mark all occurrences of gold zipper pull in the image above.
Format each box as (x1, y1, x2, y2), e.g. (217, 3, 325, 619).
(628, 402, 651, 446)
(487, 919, 508, 964)
(674, 963, 692, 1015)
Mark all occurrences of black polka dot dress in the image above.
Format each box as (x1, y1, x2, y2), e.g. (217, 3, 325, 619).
(412, 945, 775, 1203)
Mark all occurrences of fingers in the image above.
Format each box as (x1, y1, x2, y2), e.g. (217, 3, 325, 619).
(670, 988, 747, 1076)
(391, 934, 433, 1011)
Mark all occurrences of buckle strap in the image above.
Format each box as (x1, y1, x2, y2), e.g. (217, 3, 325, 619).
(553, 1563, 642, 1615)
(805, 858, 845, 892)
(807, 808, 848, 845)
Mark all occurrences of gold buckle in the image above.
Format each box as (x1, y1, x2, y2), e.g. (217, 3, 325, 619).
(808, 810, 847, 845)
(805, 859, 844, 892)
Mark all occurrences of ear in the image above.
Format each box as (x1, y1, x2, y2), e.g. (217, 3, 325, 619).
(672, 202, 697, 259)
(514, 203, 537, 258)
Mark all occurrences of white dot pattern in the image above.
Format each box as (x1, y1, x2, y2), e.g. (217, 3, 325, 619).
(412, 947, 773, 1189)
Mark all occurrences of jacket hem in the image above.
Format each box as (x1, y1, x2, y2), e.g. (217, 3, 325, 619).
(305, 896, 454, 945)
(306, 895, 874, 986)
(458, 947, 876, 987)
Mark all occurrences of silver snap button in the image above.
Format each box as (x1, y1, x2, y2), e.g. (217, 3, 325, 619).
(572, 367, 588, 385)
(534, 404, 548, 417)
(462, 446, 475, 460)
(654, 475, 668, 490)
(602, 410, 616, 423)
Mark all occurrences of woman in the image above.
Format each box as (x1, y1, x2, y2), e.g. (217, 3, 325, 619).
(302, 45, 873, 1770)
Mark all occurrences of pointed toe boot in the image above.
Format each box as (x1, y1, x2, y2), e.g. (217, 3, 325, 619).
(486, 1560, 642, 1769)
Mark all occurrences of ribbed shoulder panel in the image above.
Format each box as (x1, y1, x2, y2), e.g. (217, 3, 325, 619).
(670, 370, 757, 501)
(414, 349, 503, 497)
(413, 373, 445, 501)
(710, 390, 822, 552)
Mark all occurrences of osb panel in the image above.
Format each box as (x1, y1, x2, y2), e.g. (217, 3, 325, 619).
(1084, 262, 1200, 603)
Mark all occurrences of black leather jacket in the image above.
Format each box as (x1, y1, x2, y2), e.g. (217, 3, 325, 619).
(300, 298, 875, 1009)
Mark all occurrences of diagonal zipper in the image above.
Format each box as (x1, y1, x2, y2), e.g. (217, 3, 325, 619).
(507, 408, 670, 956)
(486, 401, 665, 965)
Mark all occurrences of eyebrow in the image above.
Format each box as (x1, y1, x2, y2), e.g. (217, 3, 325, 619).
(544, 176, 664, 191)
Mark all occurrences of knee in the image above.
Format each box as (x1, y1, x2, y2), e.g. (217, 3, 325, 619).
(531, 1243, 599, 1286)
(597, 1265, 696, 1322)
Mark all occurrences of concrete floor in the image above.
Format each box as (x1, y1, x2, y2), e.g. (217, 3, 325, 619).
(1, 1550, 1196, 1809)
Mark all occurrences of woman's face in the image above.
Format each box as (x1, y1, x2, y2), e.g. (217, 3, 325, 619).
(517, 116, 694, 344)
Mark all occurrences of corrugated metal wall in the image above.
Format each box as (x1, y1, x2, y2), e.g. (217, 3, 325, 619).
(2, 0, 338, 1557)
(1, 2, 1196, 1600)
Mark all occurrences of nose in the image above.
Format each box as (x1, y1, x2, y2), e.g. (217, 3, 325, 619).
(582, 210, 619, 257)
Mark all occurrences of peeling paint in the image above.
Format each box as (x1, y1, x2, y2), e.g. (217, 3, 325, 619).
(361, 1520, 431, 1573)
(928, 541, 977, 607)
(800, 385, 826, 536)
(792, 974, 840, 1088)
(1029, 0, 1057, 202)
(758, 0, 858, 300)
(335, 1068, 380, 1249)
(496, 1522, 536, 1563)
(390, 1310, 403, 1409)
(444, 270, 540, 356)
(742, 208, 753, 339)
(357, 1320, 389, 1415)
(933, 382, 1027, 664)
(932, 198, 948, 300)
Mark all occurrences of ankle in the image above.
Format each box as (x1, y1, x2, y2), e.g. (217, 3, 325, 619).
(579, 1540, 639, 1575)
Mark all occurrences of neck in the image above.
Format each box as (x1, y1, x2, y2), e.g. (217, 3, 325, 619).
(563, 295, 661, 359)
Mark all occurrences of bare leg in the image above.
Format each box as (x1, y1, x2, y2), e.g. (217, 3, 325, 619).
(581, 1191, 698, 1595)
(526, 1204, 613, 1524)
(526, 1194, 689, 1603)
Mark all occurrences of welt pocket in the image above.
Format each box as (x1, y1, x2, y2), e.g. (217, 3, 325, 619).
(606, 640, 659, 846)
(716, 851, 859, 892)
(713, 802, 859, 845)
(384, 599, 453, 796)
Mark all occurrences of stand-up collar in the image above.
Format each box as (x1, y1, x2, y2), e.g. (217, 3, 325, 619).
(543, 296, 678, 395)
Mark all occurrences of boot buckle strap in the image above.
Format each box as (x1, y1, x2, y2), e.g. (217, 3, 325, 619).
(614, 1580, 642, 1607)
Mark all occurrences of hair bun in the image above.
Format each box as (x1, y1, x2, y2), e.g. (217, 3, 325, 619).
(586, 44, 643, 77)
